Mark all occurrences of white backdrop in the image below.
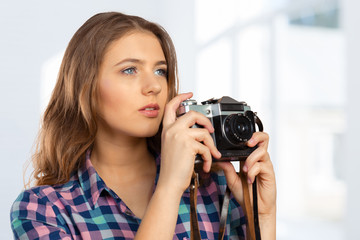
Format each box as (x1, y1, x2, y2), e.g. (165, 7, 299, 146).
(1, 0, 359, 239)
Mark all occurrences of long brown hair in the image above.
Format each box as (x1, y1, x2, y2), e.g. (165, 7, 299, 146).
(29, 12, 179, 187)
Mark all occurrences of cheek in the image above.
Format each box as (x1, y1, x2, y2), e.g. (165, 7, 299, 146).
(161, 81, 169, 101)
(159, 83, 169, 119)
(99, 79, 114, 106)
(98, 79, 127, 114)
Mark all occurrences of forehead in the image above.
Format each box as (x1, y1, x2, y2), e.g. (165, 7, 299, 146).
(103, 30, 166, 62)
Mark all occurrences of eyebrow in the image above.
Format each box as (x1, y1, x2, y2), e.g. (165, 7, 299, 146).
(114, 58, 167, 67)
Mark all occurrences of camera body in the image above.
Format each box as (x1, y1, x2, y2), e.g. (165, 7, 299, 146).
(178, 96, 263, 162)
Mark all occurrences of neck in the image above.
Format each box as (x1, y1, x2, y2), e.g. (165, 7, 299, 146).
(91, 134, 155, 184)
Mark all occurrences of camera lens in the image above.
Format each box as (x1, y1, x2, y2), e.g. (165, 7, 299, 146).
(223, 113, 254, 145)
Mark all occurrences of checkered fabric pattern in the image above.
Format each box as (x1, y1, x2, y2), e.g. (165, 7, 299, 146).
(11, 150, 246, 239)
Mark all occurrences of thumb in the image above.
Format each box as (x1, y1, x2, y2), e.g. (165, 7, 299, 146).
(162, 92, 193, 128)
(215, 162, 244, 203)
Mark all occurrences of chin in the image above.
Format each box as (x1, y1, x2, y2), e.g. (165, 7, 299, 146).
(133, 125, 160, 138)
(143, 129, 160, 138)
(142, 121, 162, 136)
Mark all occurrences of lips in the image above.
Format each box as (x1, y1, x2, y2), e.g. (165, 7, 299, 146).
(139, 103, 160, 118)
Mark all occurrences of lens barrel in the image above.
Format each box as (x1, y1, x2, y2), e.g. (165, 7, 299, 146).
(223, 113, 254, 145)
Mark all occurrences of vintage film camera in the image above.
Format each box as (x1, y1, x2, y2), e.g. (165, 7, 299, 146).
(177, 96, 263, 162)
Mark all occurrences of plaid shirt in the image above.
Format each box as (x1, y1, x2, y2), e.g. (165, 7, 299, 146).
(11, 150, 246, 239)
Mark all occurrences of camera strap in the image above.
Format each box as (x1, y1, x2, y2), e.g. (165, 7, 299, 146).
(190, 171, 201, 240)
(189, 165, 261, 240)
(239, 162, 261, 240)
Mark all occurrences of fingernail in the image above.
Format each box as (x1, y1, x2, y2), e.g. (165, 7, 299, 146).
(243, 165, 248, 172)
(248, 178, 252, 184)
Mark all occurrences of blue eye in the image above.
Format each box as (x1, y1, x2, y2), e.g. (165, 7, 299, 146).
(155, 69, 167, 77)
(122, 67, 137, 75)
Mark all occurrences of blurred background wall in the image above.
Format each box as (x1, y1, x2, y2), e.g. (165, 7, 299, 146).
(1, 0, 359, 239)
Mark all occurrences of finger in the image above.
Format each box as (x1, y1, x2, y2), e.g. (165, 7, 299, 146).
(176, 110, 215, 133)
(193, 141, 213, 172)
(246, 162, 262, 184)
(187, 128, 221, 159)
(247, 157, 274, 184)
(243, 147, 269, 173)
(247, 132, 269, 149)
(163, 92, 193, 128)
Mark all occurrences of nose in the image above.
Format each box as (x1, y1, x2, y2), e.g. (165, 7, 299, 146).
(141, 74, 162, 96)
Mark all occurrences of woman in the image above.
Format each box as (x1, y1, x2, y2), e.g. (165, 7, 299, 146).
(10, 12, 276, 239)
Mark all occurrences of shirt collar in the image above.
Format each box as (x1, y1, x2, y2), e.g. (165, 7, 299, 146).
(77, 149, 107, 208)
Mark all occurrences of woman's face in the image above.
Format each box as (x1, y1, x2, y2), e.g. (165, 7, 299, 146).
(96, 31, 168, 141)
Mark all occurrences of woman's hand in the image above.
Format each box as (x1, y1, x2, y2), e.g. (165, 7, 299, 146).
(216, 132, 276, 238)
(158, 92, 221, 195)
(137, 94, 221, 239)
